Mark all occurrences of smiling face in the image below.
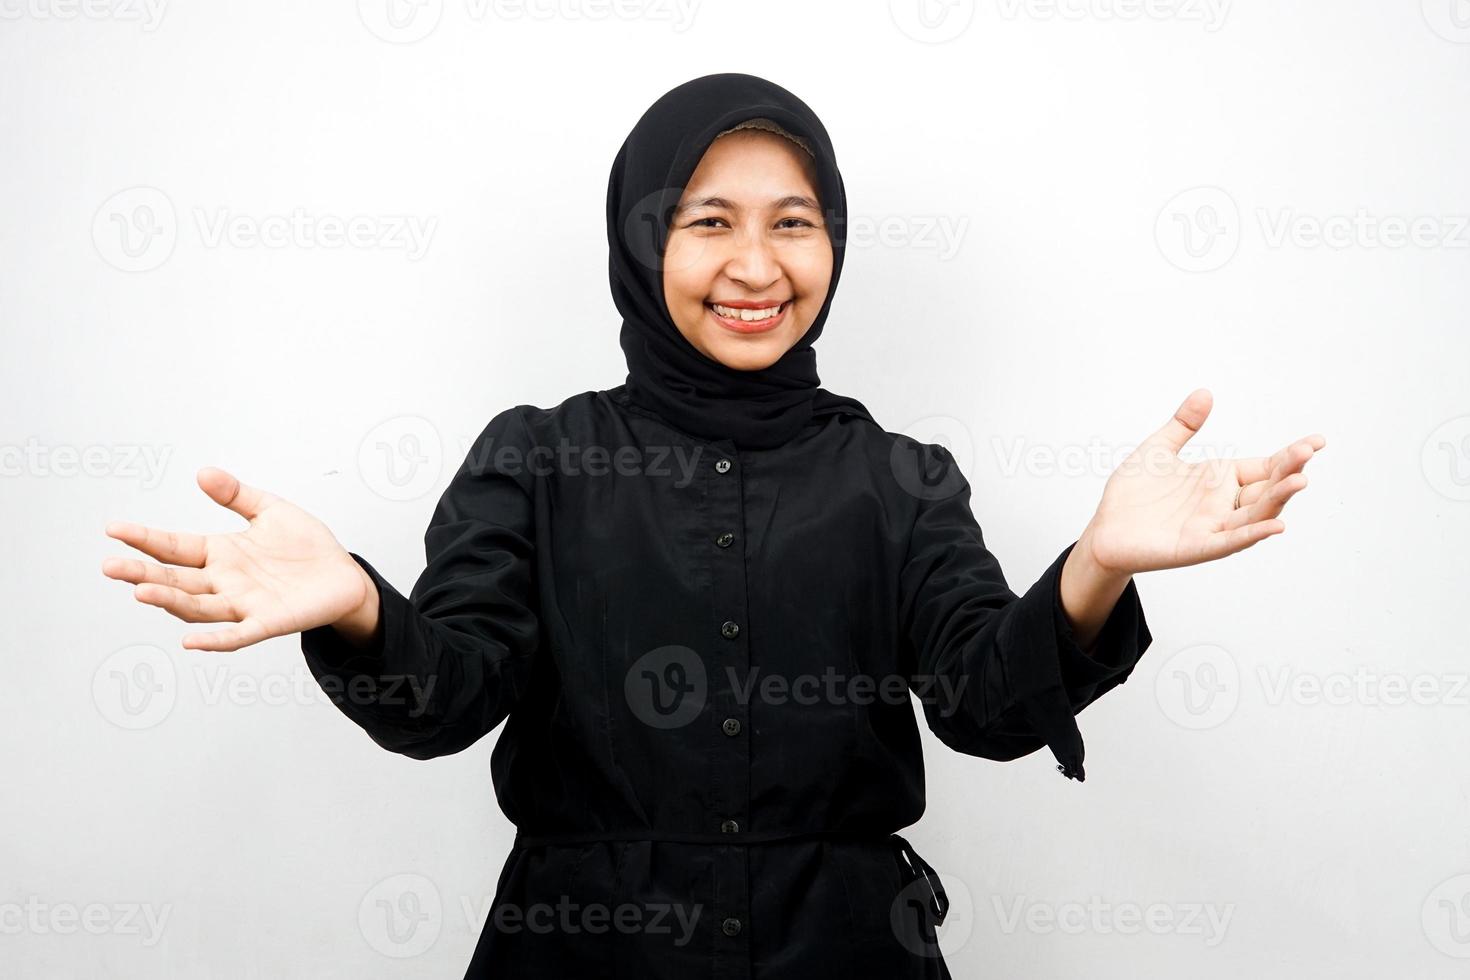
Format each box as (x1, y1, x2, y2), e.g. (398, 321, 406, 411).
(661, 129, 834, 372)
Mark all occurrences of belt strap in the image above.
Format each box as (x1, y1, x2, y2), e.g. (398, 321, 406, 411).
(511, 827, 949, 927)
(513, 827, 890, 847)
(891, 833, 949, 926)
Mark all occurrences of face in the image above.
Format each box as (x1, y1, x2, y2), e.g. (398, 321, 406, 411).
(661, 130, 834, 372)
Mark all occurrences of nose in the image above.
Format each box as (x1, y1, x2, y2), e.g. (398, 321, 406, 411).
(722, 228, 781, 294)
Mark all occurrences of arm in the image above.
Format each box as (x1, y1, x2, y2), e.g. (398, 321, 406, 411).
(299, 406, 541, 761)
(899, 443, 1152, 781)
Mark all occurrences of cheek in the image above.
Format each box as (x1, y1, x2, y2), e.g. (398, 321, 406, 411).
(776, 238, 832, 291)
(663, 273, 694, 310)
(790, 253, 833, 305)
(662, 240, 715, 307)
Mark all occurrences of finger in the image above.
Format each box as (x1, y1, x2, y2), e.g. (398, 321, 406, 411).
(1237, 433, 1325, 485)
(1256, 472, 1309, 521)
(1225, 473, 1307, 531)
(101, 556, 213, 594)
(1146, 388, 1213, 456)
(1232, 455, 1271, 486)
(182, 618, 270, 653)
(1234, 477, 1269, 511)
(1238, 439, 1305, 485)
(105, 520, 208, 568)
(1228, 478, 1281, 526)
(1271, 441, 1318, 484)
(197, 467, 278, 522)
(133, 583, 240, 624)
(1202, 518, 1285, 561)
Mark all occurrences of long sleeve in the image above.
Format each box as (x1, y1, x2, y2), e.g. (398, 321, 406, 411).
(898, 444, 1152, 781)
(299, 406, 541, 761)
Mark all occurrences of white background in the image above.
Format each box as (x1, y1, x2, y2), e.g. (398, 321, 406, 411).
(4, 0, 1469, 976)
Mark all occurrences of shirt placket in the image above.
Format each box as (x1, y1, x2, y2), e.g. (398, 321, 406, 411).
(705, 439, 752, 980)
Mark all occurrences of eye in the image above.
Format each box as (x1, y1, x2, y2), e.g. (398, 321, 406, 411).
(776, 217, 816, 230)
(687, 217, 728, 229)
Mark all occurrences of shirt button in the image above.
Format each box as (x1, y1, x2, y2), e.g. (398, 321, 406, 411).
(721, 819, 739, 833)
(722, 916, 742, 936)
(714, 458, 732, 473)
(722, 717, 741, 736)
(715, 531, 734, 548)
(720, 620, 740, 639)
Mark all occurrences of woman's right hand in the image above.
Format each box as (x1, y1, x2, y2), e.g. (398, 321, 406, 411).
(102, 466, 378, 652)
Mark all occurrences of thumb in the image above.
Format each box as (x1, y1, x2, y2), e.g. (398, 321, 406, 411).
(197, 466, 276, 523)
(1146, 388, 1213, 456)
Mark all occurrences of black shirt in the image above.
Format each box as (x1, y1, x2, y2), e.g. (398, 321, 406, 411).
(300, 384, 1153, 979)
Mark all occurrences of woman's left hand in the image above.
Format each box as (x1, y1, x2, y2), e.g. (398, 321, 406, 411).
(1082, 388, 1325, 576)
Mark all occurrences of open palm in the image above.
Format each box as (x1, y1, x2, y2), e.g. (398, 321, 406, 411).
(102, 467, 370, 652)
(1085, 389, 1325, 575)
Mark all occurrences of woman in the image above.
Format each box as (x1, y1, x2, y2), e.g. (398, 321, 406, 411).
(101, 73, 1323, 978)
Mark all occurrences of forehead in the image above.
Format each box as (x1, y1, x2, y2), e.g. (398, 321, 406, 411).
(681, 130, 819, 199)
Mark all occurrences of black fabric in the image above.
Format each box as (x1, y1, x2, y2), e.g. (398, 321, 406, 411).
(300, 392, 1152, 978)
(608, 72, 874, 450)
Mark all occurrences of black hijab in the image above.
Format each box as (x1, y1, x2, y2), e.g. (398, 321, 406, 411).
(607, 73, 876, 449)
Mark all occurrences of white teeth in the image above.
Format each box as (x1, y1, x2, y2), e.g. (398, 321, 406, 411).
(711, 302, 784, 321)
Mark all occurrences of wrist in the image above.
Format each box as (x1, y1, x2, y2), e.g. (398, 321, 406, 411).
(332, 560, 382, 648)
(1076, 519, 1132, 581)
(1072, 524, 1134, 598)
(1060, 525, 1134, 654)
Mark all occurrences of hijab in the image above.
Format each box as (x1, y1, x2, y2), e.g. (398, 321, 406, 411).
(607, 72, 876, 450)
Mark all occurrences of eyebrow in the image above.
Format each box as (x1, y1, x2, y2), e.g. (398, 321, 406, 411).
(674, 195, 822, 215)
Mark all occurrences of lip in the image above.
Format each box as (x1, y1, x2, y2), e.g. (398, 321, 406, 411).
(706, 299, 792, 334)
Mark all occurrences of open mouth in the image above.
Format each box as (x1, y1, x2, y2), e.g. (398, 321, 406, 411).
(705, 299, 792, 334)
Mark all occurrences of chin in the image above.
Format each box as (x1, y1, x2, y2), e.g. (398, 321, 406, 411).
(705, 338, 790, 372)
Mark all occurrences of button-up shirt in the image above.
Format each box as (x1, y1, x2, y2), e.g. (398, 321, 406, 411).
(300, 384, 1153, 979)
